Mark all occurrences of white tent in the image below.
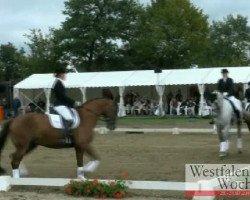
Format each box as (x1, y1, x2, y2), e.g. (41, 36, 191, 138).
(14, 66, 250, 116)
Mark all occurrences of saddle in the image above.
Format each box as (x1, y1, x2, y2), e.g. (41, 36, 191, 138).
(47, 108, 80, 130)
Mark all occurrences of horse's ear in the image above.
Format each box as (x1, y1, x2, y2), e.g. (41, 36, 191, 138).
(209, 93, 217, 103)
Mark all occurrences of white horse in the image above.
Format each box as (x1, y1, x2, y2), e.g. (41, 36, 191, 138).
(212, 92, 243, 157)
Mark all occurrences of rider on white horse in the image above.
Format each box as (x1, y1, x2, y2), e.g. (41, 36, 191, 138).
(52, 68, 81, 143)
(218, 68, 242, 124)
(245, 82, 250, 111)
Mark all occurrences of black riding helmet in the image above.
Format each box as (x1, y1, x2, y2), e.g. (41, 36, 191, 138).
(54, 67, 67, 77)
(221, 69, 229, 74)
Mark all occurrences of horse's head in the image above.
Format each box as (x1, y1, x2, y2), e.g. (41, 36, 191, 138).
(210, 91, 224, 116)
(102, 99, 118, 131)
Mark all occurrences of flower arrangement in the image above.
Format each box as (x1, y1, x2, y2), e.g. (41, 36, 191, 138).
(65, 173, 129, 199)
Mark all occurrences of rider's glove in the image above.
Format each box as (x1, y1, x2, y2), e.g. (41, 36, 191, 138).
(75, 101, 82, 107)
(222, 92, 228, 96)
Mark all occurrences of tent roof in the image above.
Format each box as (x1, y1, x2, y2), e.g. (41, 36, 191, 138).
(14, 66, 250, 89)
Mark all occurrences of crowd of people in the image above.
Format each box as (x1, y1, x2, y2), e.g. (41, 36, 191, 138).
(123, 89, 202, 116)
(124, 90, 158, 115)
(0, 97, 21, 119)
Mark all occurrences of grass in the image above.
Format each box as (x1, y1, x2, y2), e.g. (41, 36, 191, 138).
(98, 115, 212, 128)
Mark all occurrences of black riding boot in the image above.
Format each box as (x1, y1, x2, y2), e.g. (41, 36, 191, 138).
(62, 120, 73, 144)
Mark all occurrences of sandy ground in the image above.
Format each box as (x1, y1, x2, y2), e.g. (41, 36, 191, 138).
(1, 132, 250, 199)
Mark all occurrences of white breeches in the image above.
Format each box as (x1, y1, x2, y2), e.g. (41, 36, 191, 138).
(54, 106, 73, 121)
(227, 96, 242, 112)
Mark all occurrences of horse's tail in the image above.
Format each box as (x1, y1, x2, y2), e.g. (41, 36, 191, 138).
(0, 120, 12, 174)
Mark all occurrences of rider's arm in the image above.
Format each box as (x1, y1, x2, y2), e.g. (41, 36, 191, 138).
(54, 80, 75, 107)
(228, 78, 234, 96)
(217, 79, 223, 93)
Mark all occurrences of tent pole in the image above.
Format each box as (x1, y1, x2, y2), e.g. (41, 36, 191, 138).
(198, 84, 205, 116)
(118, 86, 126, 117)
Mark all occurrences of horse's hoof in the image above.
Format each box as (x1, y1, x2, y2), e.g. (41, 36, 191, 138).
(83, 160, 100, 172)
(0, 167, 6, 175)
(77, 175, 86, 180)
(219, 152, 227, 158)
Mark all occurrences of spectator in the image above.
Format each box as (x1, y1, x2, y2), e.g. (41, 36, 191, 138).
(170, 97, 178, 115)
(179, 100, 187, 115)
(176, 89, 183, 102)
(166, 91, 173, 114)
(37, 99, 45, 112)
(102, 88, 114, 100)
(13, 97, 21, 117)
(149, 100, 157, 115)
(3, 98, 11, 119)
(131, 98, 142, 115)
(186, 98, 196, 116)
(125, 90, 135, 106)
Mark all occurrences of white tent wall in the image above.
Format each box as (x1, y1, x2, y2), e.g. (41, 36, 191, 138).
(19, 89, 47, 112)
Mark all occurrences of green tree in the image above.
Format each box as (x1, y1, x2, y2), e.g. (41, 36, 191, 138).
(56, 0, 143, 71)
(127, 0, 209, 69)
(0, 43, 26, 81)
(25, 29, 61, 74)
(208, 15, 250, 66)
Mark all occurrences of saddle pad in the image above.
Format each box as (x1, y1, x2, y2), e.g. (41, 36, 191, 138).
(47, 109, 80, 129)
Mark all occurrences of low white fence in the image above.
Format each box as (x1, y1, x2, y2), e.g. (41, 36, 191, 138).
(0, 176, 187, 191)
(0, 176, 216, 199)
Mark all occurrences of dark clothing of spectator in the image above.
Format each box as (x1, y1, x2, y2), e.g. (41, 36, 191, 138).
(13, 98, 21, 117)
(166, 92, 173, 114)
(102, 88, 114, 100)
(176, 92, 183, 102)
(125, 91, 134, 105)
(187, 100, 195, 108)
(37, 99, 46, 112)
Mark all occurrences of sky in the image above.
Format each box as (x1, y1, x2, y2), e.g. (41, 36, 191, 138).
(0, 0, 250, 48)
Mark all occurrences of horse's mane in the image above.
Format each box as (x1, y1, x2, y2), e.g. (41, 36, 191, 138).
(80, 98, 112, 108)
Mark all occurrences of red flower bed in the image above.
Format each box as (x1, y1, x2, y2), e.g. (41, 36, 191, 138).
(65, 177, 128, 199)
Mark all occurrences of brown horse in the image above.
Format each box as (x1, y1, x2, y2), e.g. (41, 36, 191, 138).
(0, 98, 117, 178)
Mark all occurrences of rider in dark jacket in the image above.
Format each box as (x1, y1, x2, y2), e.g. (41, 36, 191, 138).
(52, 67, 79, 143)
(217, 76, 234, 96)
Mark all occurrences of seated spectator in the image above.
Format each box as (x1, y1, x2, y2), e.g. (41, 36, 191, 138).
(186, 98, 196, 116)
(149, 100, 157, 115)
(131, 98, 142, 115)
(179, 100, 187, 115)
(26, 102, 36, 113)
(37, 99, 46, 112)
